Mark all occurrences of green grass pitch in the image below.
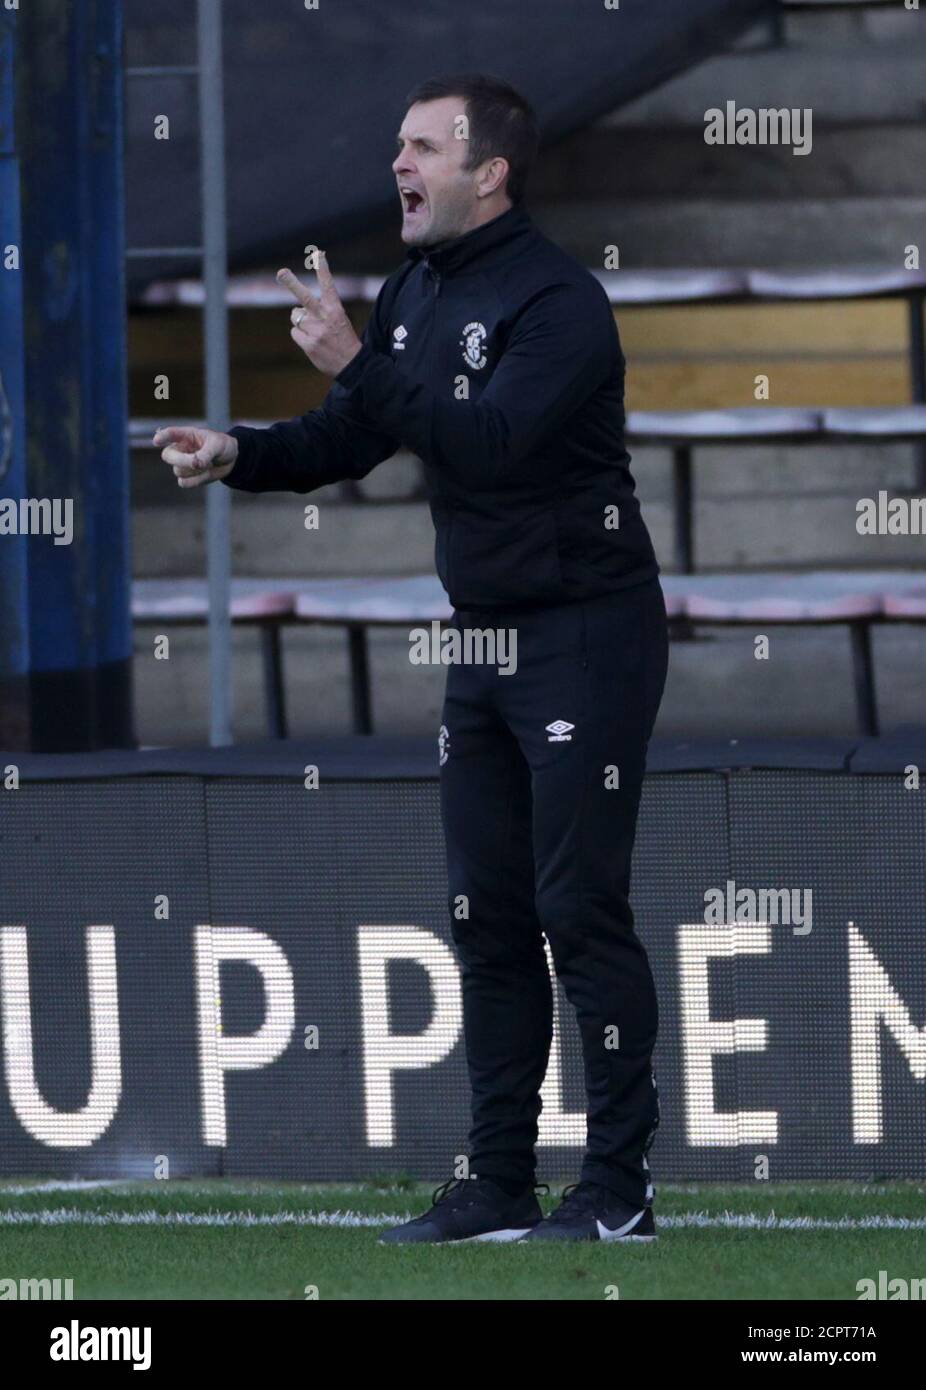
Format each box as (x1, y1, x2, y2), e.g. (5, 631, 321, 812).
(1, 1179, 924, 1300)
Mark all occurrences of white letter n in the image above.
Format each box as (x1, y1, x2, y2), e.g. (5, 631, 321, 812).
(850, 922, 926, 1142)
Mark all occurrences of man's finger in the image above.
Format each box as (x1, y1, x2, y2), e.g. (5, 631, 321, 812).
(176, 469, 212, 489)
(276, 267, 314, 307)
(162, 444, 210, 469)
(315, 251, 339, 303)
(152, 426, 192, 446)
(174, 460, 222, 487)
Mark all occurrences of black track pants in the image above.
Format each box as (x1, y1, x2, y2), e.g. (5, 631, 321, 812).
(438, 576, 668, 1206)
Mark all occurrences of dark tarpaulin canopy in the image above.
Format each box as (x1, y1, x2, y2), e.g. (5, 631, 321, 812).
(124, 0, 773, 290)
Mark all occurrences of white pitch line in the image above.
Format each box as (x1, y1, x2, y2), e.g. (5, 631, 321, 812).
(0, 1208, 925, 1231)
(0, 1208, 407, 1228)
(0, 1181, 415, 1197)
(662, 1211, 926, 1231)
(0, 1179, 138, 1196)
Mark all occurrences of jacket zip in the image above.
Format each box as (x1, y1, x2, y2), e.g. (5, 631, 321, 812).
(426, 264, 456, 591)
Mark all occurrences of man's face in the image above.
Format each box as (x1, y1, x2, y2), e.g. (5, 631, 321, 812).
(393, 97, 484, 247)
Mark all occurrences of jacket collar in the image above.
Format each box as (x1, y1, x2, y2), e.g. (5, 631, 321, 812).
(408, 205, 532, 277)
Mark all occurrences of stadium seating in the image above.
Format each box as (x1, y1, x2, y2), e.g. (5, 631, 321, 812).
(136, 261, 926, 543)
(133, 254, 926, 740)
(134, 402, 926, 574)
(133, 569, 926, 739)
(133, 579, 295, 739)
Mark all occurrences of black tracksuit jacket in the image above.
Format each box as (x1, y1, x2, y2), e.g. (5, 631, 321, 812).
(223, 205, 658, 610)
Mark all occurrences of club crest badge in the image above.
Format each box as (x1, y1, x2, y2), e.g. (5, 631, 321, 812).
(460, 321, 488, 370)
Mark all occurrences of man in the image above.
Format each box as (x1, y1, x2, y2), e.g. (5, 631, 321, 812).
(156, 74, 668, 1244)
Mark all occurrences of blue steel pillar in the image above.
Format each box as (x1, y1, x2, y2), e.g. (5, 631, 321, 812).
(0, 11, 29, 746)
(7, 0, 132, 750)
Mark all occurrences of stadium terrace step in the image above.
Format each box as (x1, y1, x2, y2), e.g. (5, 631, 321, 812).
(605, 35, 926, 127)
(136, 266, 926, 310)
(822, 407, 926, 436)
(132, 458, 925, 581)
(532, 198, 926, 270)
(747, 268, 926, 301)
(627, 408, 822, 442)
(132, 498, 437, 579)
(532, 124, 926, 203)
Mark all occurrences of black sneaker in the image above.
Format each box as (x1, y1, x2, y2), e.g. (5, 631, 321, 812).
(379, 1177, 542, 1245)
(522, 1181, 656, 1243)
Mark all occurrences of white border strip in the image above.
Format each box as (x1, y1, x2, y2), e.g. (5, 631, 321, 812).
(0, 1208, 402, 1228)
(0, 1180, 137, 1196)
(1, 1208, 925, 1231)
(665, 1211, 926, 1231)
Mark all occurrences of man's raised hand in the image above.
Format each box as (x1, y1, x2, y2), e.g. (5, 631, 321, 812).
(154, 426, 238, 488)
(278, 253, 363, 379)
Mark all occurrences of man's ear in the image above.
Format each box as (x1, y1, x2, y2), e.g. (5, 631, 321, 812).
(476, 156, 509, 199)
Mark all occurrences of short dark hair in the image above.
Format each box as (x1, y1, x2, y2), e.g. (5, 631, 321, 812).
(405, 73, 539, 206)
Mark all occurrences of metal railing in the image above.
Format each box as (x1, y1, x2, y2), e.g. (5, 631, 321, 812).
(125, 0, 232, 746)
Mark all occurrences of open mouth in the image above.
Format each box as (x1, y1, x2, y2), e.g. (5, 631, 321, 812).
(400, 186, 426, 216)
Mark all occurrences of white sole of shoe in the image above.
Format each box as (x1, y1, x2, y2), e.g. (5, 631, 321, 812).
(467, 1226, 536, 1243)
(378, 1225, 536, 1246)
(517, 1230, 658, 1244)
